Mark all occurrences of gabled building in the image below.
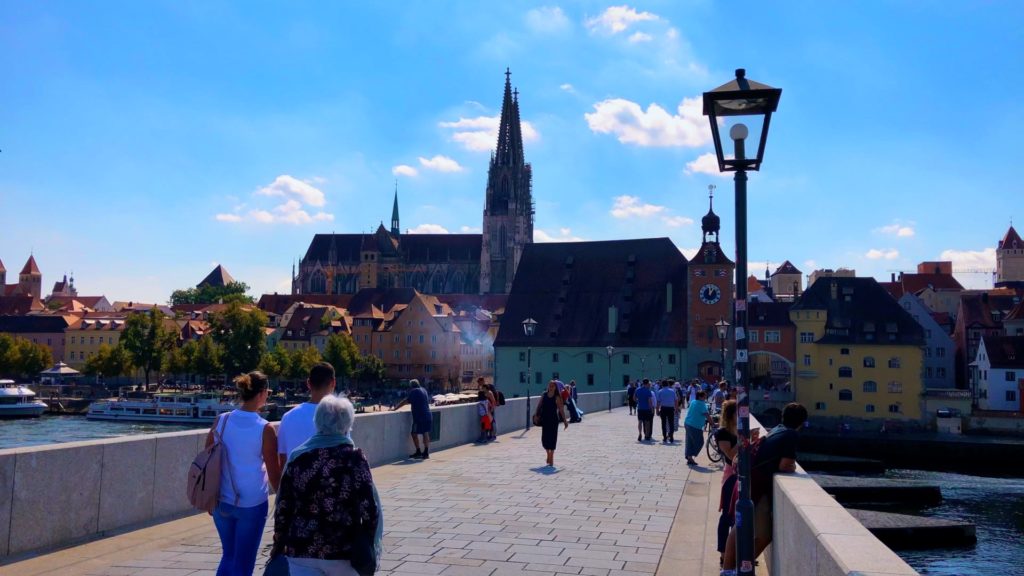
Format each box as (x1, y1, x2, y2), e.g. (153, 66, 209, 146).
(972, 335, 1024, 412)
(747, 300, 796, 389)
(880, 264, 965, 319)
(996, 225, 1024, 289)
(952, 290, 1021, 387)
(65, 313, 131, 367)
(1, 256, 43, 298)
(494, 238, 689, 398)
(898, 293, 955, 389)
(1005, 300, 1024, 337)
(770, 261, 803, 300)
(791, 277, 925, 421)
(687, 192, 734, 382)
(49, 274, 78, 298)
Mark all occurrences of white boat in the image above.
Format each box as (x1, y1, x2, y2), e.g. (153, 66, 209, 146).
(87, 393, 236, 424)
(0, 379, 49, 418)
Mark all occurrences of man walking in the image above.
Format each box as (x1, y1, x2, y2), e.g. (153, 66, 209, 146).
(277, 362, 336, 470)
(393, 378, 433, 459)
(634, 379, 656, 442)
(627, 380, 638, 415)
(656, 379, 680, 443)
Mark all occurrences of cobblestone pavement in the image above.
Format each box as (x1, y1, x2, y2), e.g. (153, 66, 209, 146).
(6, 406, 725, 576)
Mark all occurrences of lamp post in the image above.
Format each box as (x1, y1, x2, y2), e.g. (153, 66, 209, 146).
(522, 318, 538, 430)
(606, 345, 614, 412)
(716, 318, 731, 382)
(703, 68, 781, 576)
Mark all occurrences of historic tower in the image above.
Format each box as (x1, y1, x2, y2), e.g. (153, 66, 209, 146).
(18, 255, 42, 297)
(996, 225, 1024, 288)
(686, 186, 735, 382)
(480, 69, 534, 295)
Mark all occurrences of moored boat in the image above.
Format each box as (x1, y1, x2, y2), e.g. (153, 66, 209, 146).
(0, 379, 49, 418)
(86, 393, 236, 424)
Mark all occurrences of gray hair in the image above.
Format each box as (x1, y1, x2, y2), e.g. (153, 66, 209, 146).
(408, 378, 420, 388)
(314, 394, 356, 436)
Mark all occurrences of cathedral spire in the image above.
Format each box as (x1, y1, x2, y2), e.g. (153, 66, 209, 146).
(391, 180, 400, 236)
(701, 184, 721, 243)
(494, 67, 524, 167)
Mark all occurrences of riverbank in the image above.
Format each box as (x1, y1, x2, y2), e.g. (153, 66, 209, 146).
(0, 416, 205, 450)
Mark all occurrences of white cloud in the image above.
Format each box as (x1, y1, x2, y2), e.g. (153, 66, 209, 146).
(875, 223, 916, 237)
(865, 248, 900, 260)
(440, 115, 540, 152)
(215, 213, 242, 222)
(392, 165, 418, 177)
(560, 83, 575, 93)
(255, 174, 326, 207)
(418, 155, 464, 173)
(939, 247, 996, 268)
(684, 153, 729, 178)
(628, 31, 653, 43)
(460, 226, 482, 233)
(610, 195, 666, 218)
(535, 228, 584, 242)
(585, 96, 710, 148)
(585, 5, 660, 35)
(661, 215, 694, 227)
(525, 6, 571, 34)
(408, 224, 450, 234)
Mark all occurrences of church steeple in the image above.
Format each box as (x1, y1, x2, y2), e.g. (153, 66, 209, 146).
(494, 67, 525, 168)
(391, 181, 400, 236)
(701, 184, 721, 243)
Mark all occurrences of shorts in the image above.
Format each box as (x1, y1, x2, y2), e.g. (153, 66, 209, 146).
(412, 417, 432, 435)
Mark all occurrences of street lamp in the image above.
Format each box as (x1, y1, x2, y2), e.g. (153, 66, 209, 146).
(606, 345, 615, 412)
(715, 318, 730, 382)
(522, 318, 538, 430)
(704, 68, 781, 576)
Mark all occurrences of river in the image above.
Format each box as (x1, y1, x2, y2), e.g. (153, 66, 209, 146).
(886, 469, 1024, 575)
(0, 415, 206, 450)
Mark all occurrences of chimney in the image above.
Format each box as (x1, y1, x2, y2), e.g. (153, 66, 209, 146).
(891, 273, 896, 282)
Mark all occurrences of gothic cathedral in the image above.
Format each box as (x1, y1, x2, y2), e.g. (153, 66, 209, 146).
(292, 69, 533, 296)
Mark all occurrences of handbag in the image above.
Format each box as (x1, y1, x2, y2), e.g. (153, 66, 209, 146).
(532, 413, 541, 427)
(262, 553, 290, 576)
(349, 519, 379, 576)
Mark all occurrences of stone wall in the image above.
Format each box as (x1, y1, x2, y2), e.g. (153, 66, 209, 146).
(0, 390, 624, 559)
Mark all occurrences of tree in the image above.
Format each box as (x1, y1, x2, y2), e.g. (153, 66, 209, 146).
(161, 344, 192, 382)
(208, 302, 268, 377)
(353, 354, 386, 391)
(0, 334, 15, 377)
(121, 308, 177, 384)
(84, 344, 130, 379)
(323, 333, 360, 384)
(191, 337, 223, 384)
(287, 346, 322, 381)
(7, 337, 52, 380)
(170, 282, 254, 306)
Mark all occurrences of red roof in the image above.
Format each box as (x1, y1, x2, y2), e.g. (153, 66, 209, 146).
(879, 282, 903, 299)
(894, 272, 964, 295)
(0, 295, 44, 315)
(1007, 300, 1024, 322)
(20, 255, 40, 275)
(999, 226, 1023, 250)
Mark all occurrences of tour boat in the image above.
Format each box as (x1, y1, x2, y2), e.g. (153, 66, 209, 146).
(0, 379, 49, 418)
(86, 393, 237, 424)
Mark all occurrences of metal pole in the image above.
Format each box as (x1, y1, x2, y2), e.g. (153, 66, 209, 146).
(607, 353, 613, 412)
(526, 347, 532, 430)
(734, 135, 755, 576)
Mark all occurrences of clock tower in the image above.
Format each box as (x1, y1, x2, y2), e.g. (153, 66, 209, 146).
(687, 186, 735, 383)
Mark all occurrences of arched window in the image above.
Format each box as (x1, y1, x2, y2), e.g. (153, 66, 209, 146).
(862, 381, 877, 393)
(863, 356, 875, 368)
(838, 389, 853, 401)
(309, 270, 326, 293)
(839, 367, 853, 378)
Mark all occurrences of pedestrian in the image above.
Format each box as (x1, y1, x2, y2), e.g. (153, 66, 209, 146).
(567, 379, 582, 423)
(627, 381, 638, 415)
(672, 380, 683, 432)
(392, 378, 433, 459)
(270, 395, 382, 576)
(711, 380, 728, 413)
(687, 380, 699, 409)
(634, 379, 656, 442)
(478, 378, 497, 440)
(277, 362, 336, 469)
(533, 379, 569, 467)
(476, 390, 492, 443)
(683, 390, 713, 466)
(714, 400, 739, 567)
(656, 378, 680, 443)
(207, 371, 281, 576)
(721, 403, 807, 576)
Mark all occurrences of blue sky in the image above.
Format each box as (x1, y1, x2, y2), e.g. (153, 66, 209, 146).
(2, 1, 1021, 303)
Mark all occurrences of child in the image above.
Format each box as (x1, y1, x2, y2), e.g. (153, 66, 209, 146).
(477, 391, 492, 443)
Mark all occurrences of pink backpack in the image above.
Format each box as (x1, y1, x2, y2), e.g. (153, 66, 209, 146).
(186, 413, 237, 513)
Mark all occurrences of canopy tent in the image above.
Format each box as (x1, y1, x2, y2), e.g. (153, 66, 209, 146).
(40, 362, 82, 377)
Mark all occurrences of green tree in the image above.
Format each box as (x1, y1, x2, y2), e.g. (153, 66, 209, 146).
(12, 337, 52, 380)
(84, 344, 130, 379)
(121, 308, 177, 384)
(323, 333, 360, 384)
(0, 334, 15, 377)
(287, 346, 322, 381)
(353, 354, 386, 390)
(191, 337, 223, 383)
(161, 344, 191, 381)
(208, 302, 268, 377)
(169, 282, 254, 306)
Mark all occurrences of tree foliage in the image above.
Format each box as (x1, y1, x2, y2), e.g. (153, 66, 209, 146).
(323, 333, 360, 383)
(353, 354, 386, 389)
(287, 346, 322, 381)
(170, 282, 254, 306)
(191, 337, 223, 379)
(120, 308, 177, 384)
(0, 334, 54, 380)
(84, 344, 131, 378)
(208, 302, 267, 378)
(161, 343, 192, 378)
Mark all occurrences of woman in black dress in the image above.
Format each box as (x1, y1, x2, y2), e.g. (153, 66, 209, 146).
(534, 380, 569, 467)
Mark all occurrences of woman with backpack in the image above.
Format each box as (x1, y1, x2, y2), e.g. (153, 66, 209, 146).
(205, 371, 281, 576)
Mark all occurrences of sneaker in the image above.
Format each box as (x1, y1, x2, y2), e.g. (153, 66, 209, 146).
(421, 452, 430, 460)
(638, 434, 642, 441)
(410, 451, 423, 459)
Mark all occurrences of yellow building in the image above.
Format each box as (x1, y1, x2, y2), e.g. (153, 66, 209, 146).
(792, 277, 925, 421)
(65, 315, 128, 367)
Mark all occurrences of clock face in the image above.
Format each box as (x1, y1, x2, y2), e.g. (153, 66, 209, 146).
(699, 283, 722, 305)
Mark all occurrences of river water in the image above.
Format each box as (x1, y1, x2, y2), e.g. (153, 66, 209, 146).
(0, 415, 206, 450)
(886, 469, 1024, 575)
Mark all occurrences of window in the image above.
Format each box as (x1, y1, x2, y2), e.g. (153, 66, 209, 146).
(887, 381, 903, 393)
(394, 335, 400, 343)
(90, 337, 94, 345)
(765, 331, 781, 343)
(1007, 371, 1017, 382)
(586, 353, 593, 364)
(863, 381, 877, 393)
(519, 351, 526, 362)
(418, 335, 425, 344)
(800, 332, 814, 343)
(888, 404, 901, 414)
(863, 357, 875, 368)
(406, 350, 412, 359)
(925, 367, 933, 378)
(406, 335, 412, 345)
(838, 389, 853, 401)
(924, 347, 932, 358)
(749, 330, 759, 343)
(888, 357, 901, 369)
(1008, 390, 1018, 402)
(622, 375, 631, 386)
(937, 367, 946, 378)
(925, 329, 932, 338)
(535, 371, 542, 384)
(865, 404, 876, 413)
(839, 367, 853, 378)
(431, 351, 437, 360)
(71, 337, 76, 344)
(586, 374, 594, 386)
(668, 354, 677, 365)
(840, 348, 850, 356)
(552, 352, 560, 362)
(393, 350, 400, 359)
(937, 347, 946, 358)
(431, 335, 437, 344)
(623, 354, 631, 365)
(803, 355, 812, 367)
(814, 402, 827, 410)
(519, 372, 526, 383)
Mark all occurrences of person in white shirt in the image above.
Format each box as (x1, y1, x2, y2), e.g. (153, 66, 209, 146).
(277, 362, 337, 470)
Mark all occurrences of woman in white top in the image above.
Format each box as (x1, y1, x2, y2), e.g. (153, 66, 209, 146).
(206, 371, 281, 576)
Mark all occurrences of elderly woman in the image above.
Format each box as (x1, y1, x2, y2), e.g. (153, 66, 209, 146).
(271, 395, 382, 576)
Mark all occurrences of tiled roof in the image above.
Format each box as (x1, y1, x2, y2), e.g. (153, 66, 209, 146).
(20, 255, 40, 275)
(280, 306, 331, 340)
(198, 265, 236, 288)
(772, 260, 802, 276)
(0, 314, 71, 333)
(1007, 300, 1024, 322)
(257, 294, 355, 316)
(0, 296, 44, 315)
(791, 276, 925, 345)
(748, 300, 794, 327)
(982, 335, 1024, 368)
(999, 226, 1023, 250)
(495, 238, 689, 347)
(898, 273, 964, 294)
(302, 233, 481, 264)
(957, 292, 1020, 329)
(879, 282, 903, 299)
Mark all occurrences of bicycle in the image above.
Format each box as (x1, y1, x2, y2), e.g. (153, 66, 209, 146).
(705, 407, 723, 463)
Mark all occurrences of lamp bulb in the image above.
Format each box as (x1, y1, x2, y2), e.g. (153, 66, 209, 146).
(730, 123, 749, 141)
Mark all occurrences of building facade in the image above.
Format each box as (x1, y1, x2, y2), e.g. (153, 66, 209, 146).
(1, 256, 42, 298)
(770, 261, 803, 300)
(973, 335, 1024, 412)
(747, 300, 796, 389)
(898, 293, 955, 389)
(0, 315, 72, 364)
(293, 70, 532, 297)
(996, 225, 1024, 288)
(686, 193, 735, 382)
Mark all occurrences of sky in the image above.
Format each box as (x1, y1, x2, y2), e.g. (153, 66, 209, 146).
(2, 1, 1022, 303)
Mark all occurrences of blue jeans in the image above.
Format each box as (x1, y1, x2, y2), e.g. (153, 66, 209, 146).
(213, 500, 269, 576)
